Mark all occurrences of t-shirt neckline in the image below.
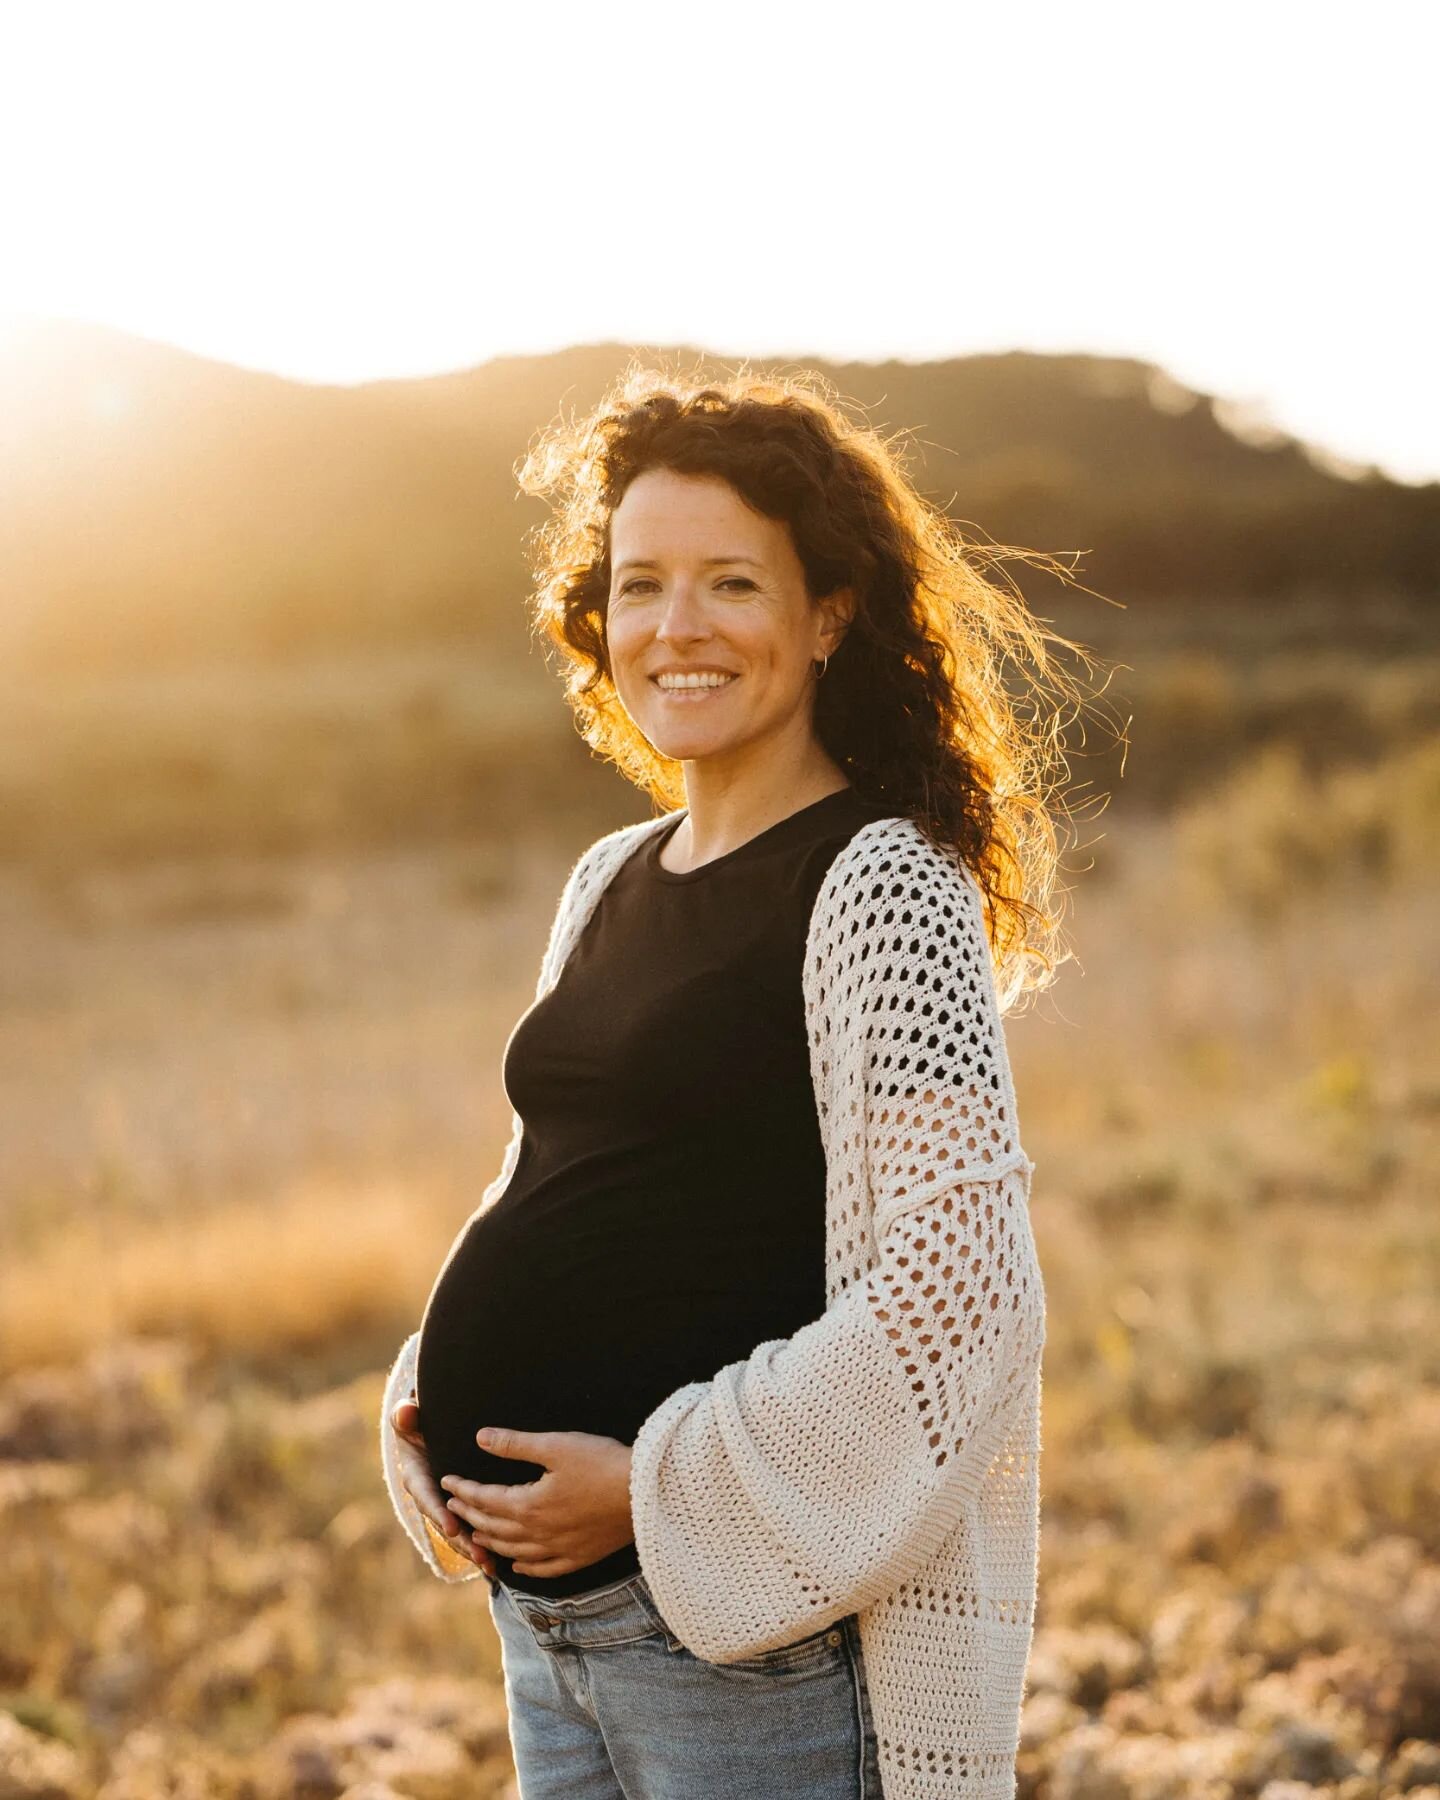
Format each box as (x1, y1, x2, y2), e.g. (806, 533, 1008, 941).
(645, 787, 860, 884)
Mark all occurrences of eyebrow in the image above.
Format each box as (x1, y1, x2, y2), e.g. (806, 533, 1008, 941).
(613, 556, 764, 576)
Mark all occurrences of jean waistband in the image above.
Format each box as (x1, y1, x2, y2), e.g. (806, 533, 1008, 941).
(501, 1566, 650, 1615)
(497, 1568, 668, 1649)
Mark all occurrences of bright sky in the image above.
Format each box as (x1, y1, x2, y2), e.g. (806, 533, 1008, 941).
(1, 0, 1436, 483)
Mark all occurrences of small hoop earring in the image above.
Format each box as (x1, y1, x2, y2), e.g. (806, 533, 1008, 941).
(813, 653, 830, 680)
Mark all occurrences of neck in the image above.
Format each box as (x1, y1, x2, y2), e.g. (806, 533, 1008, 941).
(672, 754, 852, 868)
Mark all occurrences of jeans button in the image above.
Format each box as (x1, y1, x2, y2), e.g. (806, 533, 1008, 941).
(826, 1630, 843, 1646)
(533, 1616, 554, 1631)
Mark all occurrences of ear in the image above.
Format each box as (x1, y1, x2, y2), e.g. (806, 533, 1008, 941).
(817, 585, 856, 657)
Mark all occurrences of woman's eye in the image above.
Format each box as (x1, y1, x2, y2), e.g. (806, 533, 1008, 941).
(618, 577, 754, 595)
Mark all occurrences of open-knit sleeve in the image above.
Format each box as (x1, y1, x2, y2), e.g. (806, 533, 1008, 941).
(628, 833, 1045, 1663)
(378, 831, 621, 1581)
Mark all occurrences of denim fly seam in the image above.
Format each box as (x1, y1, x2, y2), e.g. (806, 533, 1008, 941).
(488, 1568, 882, 1798)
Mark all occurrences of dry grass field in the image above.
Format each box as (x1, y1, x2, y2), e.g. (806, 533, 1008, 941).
(1, 626, 1437, 1798)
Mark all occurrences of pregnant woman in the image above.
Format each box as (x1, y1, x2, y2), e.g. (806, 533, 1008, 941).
(379, 367, 1082, 1799)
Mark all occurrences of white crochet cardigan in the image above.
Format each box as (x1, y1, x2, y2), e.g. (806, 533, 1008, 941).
(380, 809, 1046, 1800)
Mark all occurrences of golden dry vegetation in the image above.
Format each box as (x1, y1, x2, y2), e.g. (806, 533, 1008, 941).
(1, 619, 1437, 1798)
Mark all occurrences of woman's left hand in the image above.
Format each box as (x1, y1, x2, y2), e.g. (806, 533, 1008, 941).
(439, 1427, 635, 1578)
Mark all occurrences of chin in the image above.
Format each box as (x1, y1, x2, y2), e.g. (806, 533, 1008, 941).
(650, 736, 737, 763)
(643, 716, 747, 759)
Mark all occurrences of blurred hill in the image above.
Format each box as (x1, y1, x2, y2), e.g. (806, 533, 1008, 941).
(3, 317, 1437, 679)
(2, 320, 1438, 870)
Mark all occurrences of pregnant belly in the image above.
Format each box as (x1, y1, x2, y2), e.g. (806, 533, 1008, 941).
(413, 1196, 821, 1498)
(415, 1216, 700, 1496)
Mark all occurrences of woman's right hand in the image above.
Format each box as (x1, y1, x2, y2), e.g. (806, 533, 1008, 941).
(389, 1398, 498, 1580)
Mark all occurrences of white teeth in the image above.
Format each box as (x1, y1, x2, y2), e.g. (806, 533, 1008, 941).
(654, 673, 738, 691)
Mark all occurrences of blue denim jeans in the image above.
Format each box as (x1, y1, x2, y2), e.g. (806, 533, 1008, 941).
(486, 1566, 883, 1797)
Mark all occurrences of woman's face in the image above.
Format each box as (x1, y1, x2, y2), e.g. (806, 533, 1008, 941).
(605, 468, 851, 769)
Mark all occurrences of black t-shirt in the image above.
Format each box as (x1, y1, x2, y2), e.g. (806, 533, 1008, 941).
(414, 785, 896, 1598)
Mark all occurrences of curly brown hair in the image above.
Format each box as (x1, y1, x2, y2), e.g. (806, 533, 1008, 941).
(515, 355, 1120, 1007)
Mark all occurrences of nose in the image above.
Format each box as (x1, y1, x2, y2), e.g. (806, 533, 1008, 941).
(654, 582, 711, 644)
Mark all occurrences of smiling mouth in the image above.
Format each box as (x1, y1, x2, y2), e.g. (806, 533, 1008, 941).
(650, 675, 740, 698)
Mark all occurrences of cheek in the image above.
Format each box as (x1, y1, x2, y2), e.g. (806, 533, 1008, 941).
(604, 618, 645, 669)
(732, 623, 800, 670)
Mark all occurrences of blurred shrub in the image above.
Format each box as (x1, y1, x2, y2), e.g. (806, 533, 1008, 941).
(1175, 733, 1440, 922)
